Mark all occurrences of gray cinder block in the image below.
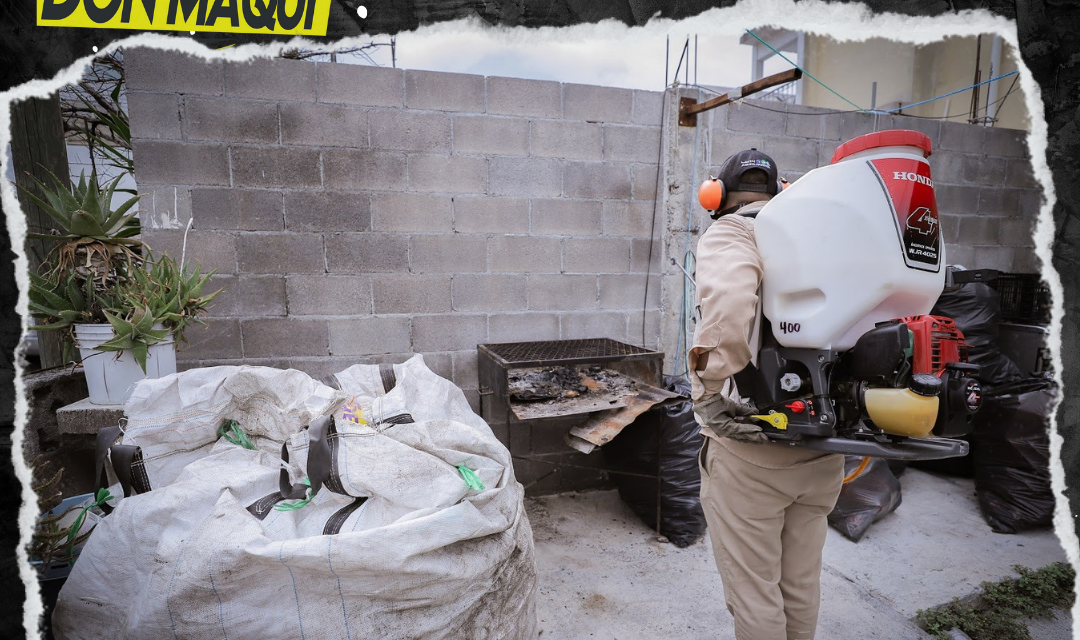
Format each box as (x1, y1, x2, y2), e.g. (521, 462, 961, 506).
(230, 146, 321, 188)
(563, 83, 633, 123)
(452, 115, 530, 156)
(406, 69, 485, 112)
(487, 76, 561, 118)
(371, 193, 453, 233)
(488, 156, 563, 197)
(958, 216, 1002, 246)
(562, 162, 632, 200)
(317, 62, 404, 107)
(411, 313, 488, 352)
(560, 311, 628, 342)
(193, 188, 284, 231)
(632, 165, 659, 201)
(280, 102, 368, 148)
(528, 274, 597, 310)
(329, 316, 412, 356)
(408, 154, 487, 194)
(977, 189, 1021, 217)
(370, 110, 451, 153)
(603, 125, 661, 163)
(126, 48, 223, 95)
(127, 92, 182, 140)
(531, 120, 603, 161)
(322, 149, 407, 191)
(983, 127, 1028, 158)
(602, 200, 656, 238)
(203, 275, 286, 317)
(531, 199, 603, 236)
(759, 135, 821, 175)
(236, 233, 324, 274)
(488, 312, 560, 343)
(490, 235, 562, 273)
(225, 57, 316, 102)
(563, 237, 632, 274)
(631, 90, 664, 126)
(725, 100, 787, 135)
(324, 232, 409, 274)
(141, 229, 238, 275)
(242, 318, 329, 357)
(452, 274, 528, 311)
(184, 98, 279, 144)
(134, 141, 229, 186)
(411, 235, 488, 273)
(453, 196, 529, 234)
(284, 191, 371, 232)
(599, 274, 659, 310)
(287, 275, 373, 315)
(176, 318, 243, 361)
(372, 275, 453, 314)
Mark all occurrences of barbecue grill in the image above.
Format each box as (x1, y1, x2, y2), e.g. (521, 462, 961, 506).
(477, 338, 665, 425)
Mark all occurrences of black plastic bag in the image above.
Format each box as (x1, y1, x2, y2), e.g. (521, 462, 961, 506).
(602, 376, 705, 548)
(932, 280, 1024, 390)
(972, 377, 1056, 533)
(827, 455, 903, 542)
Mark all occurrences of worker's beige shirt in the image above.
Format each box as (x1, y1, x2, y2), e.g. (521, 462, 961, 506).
(689, 203, 837, 468)
(688, 204, 765, 403)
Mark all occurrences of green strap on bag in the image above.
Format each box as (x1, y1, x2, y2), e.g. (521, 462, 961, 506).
(275, 478, 314, 511)
(219, 419, 257, 450)
(457, 465, 485, 492)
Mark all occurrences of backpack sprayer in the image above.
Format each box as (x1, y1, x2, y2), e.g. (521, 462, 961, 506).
(699, 130, 981, 460)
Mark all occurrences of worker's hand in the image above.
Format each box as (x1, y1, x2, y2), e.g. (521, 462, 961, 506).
(693, 394, 770, 444)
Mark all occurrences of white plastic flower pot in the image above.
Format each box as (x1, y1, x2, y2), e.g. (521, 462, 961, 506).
(75, 323, 177, 405)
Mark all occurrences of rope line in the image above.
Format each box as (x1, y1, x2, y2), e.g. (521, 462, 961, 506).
(878, 70, 1019, 114)
(744, 29, 867, 112)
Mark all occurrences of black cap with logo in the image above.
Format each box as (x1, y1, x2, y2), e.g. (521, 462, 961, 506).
(716, 148, 780, 197)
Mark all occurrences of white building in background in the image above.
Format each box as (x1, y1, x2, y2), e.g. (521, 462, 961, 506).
(741, 28, 1028, 131)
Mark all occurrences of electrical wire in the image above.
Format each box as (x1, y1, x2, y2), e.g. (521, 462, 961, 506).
(642, 87, 668, 349)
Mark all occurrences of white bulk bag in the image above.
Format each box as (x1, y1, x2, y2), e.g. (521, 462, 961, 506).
(53, 356, 538, 640)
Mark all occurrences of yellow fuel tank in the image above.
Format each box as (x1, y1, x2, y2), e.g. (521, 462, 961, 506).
(863, 387, 939, 438)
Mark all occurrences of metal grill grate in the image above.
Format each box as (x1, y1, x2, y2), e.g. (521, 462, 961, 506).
(482, 338, 655, 367)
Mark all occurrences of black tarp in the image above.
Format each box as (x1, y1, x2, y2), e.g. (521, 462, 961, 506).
(602, 376, 706, 548)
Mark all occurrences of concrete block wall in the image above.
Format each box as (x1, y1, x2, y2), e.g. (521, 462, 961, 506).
(659, 93, 1043, 368)
(125, 49, 665, 491)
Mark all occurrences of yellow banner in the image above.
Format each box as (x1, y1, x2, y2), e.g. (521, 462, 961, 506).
(37, 0, 331, 36)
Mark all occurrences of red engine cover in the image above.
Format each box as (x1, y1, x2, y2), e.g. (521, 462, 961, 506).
(901, 315, 969, 376)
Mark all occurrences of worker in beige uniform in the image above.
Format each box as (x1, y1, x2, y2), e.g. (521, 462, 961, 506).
(688, 149, 845, 640)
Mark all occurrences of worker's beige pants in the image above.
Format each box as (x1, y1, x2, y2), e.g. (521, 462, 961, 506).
(699, 438, 844, 640)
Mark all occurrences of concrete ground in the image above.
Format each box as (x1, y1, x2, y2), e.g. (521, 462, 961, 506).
(527, 468, 1073, 639)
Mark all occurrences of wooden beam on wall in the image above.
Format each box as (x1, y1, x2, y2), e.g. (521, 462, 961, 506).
(9, 93, 70, 369)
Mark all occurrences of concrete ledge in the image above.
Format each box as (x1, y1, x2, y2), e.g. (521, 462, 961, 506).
(56, 398, 124, 435)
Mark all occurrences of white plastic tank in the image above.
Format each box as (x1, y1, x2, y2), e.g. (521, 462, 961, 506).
(754, 130, 946, 350)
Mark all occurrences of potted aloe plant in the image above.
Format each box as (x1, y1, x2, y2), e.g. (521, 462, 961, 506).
(23, 169, 221, 404)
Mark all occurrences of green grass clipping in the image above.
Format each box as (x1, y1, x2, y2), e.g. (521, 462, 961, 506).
(916, 562, 1076, 640)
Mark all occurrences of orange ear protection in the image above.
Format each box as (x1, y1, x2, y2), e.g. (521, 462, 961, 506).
(698, 177, 725, 213)
(698, 177, 785, 213)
